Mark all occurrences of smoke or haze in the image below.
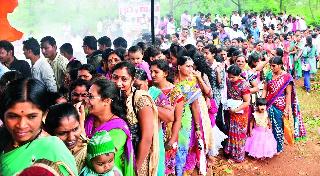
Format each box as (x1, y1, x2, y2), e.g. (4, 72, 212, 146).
(8, 0, 160, 61)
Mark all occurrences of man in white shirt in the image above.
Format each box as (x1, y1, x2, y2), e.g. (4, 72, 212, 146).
(231, 11, 242, 26)
(228, 24, 245, 40)
(180, 10, 191, 28)
(0, 62, 9, 78)
(23, 37, 57, 92)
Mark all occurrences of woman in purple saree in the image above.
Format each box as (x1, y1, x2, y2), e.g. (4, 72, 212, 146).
(263, 57, 306, 153)
(84, 79, 135, 176)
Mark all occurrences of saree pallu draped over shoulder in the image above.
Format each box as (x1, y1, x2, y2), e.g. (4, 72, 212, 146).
(266, 73, 306, 153)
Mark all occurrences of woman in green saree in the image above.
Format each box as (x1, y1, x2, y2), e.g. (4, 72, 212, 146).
(0, 78, 77, 176)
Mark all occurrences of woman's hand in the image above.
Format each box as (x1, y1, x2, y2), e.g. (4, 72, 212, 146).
(193, 70, 202, 80)
(283, 106, 292, 119)
(206, 98, 211, 109)
(230, 108, 238, 113)
(195, 130, 202, 139)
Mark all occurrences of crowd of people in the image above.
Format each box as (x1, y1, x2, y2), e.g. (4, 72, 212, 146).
(0, 9, 316, 176)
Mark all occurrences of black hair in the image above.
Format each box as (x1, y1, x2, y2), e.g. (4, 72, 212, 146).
(114, 48, 126, 59)
(185, 44, 198, 58)
(0, 78, 50, 121)
(269, 56, 283, 65)
(60, 43, 73, 55)
(92, 79, 127, 118)
(169, 43, 187, 59)
(47, 91, 66, 106)
(143, 46, 161, 64)
(227, 64, 242, 76)
(0, 71, 23, 96)
(192, 54, 215, 90)
(150, 59, 174, 83)
(135, 68, 148, 81)
(40, 36, 56, 46)
(23, 37, 40, 55)
(128, 45, 143, 54)
(102, 49, 124, 62)
(113, 37, 128, 49)
(247, 52, 260, 68)
(112, 61, 136, 79)
(44, 103, 79, 135)
(214, 54, 224, 63)
(177, 55, 193, 66)
(306, 36, 313, 47)
(0, 40, 14, 56)
(83, 36, 97, 50)
(204, 44, 217, 55)
(136, 42, 148, 53)
(256, 98, 267, 106)
(78, 64, 97, 76)
(275, 48, 283, 57)
(67, 60, 82, 80)
(98, 36, 112, 48)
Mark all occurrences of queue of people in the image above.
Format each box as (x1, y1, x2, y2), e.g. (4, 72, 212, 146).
(0, 9, 315, 176)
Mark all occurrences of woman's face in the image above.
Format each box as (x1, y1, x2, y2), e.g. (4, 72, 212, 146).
(111, 67, 133, 95)
(87, 84, 105, 116)
(78, 69, 92, 81)
(242, 42, 249, 49)
(107, 53, 122, 71)
(220, 50, 228, 60)
(54, 116, 81, 149)
(179, 59, 194, 77)
(196, 42, 205, 53)
(169, 52, 178, 66)
(134, 79, 148, 91)
(228, 73, 239, 82)
(150, 65, 168, 85)
(270, 63, 282, 73)
(4, 102, 43, 145)
(70, 85, 88, 105)
(203, 48, 214, 63)
(267, 36, 273, 43)
(236, 56, 246, 70)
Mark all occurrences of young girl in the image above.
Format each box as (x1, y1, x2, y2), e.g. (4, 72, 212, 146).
(245, 98, 277, 159)
(80, 131, 122, 176)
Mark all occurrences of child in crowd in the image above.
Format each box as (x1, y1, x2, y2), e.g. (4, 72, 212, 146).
(80, 131, 122, 176)
(128, 45, 152, 80)
(245, 98, 277, 159)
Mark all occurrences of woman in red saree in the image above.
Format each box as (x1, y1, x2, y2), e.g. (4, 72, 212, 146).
(224, 64, 251, 163)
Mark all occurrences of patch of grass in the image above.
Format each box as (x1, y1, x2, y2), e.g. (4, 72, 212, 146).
(296, 72, 320, 140)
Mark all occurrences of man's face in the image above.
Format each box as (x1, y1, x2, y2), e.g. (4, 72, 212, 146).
(23, 47, 32, 60)
(199, 30, 205, 37)
(41, 42, 56, 59)
(182, 30, 189, 37)
(0, 48, 12, 64)
(253, 23, 257, 28)
(233, 25, 238, 30)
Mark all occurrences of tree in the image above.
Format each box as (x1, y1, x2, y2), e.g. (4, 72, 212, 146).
(231, 0, 241, 14)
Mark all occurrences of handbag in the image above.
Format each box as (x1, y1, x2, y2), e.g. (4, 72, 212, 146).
(301, 62, 311, 71)
(283, 114, 294, 145)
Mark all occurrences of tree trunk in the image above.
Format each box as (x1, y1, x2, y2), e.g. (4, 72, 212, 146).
(169, 0, 173, 15)
(238, 0, 241, 15)
(309, 0, 315, 20)
(280, 0, 283, 12)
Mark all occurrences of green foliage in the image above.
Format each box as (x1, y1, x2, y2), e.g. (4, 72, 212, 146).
(160, 0, 320, 26)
